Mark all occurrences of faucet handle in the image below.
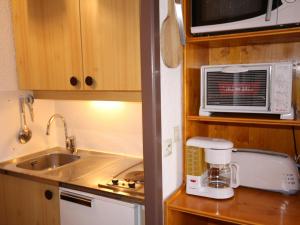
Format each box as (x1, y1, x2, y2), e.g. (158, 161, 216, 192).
(66, 136, 76, 154)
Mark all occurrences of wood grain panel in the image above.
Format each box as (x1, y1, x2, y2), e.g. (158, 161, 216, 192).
(166, 188, 300, 225)
(203, 124, 297, 156)
(184, 44, 208, 140)
(295, 128, 300, 158)
(183, 44, 209, 180)
(188, 115, 300, 127)
(1, 174, 60, 225)
(11, 0, 83, 90)
(166, 209, 231, 225)
(33, 90, 141, 101)
(80, 0, 141, 91)
(209, 42, 300, 65)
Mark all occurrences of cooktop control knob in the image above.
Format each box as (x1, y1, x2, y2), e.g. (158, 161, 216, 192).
(112, 179, 119, 185)
(128, 181, 136, 189)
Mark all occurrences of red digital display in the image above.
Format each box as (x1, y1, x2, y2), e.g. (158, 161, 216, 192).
(218, 81, 261, 96)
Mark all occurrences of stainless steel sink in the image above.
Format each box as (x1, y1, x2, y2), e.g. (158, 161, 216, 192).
(16, 153, 80, 171)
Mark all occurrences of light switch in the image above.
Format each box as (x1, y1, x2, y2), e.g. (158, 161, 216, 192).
(163, 139, 173, 157)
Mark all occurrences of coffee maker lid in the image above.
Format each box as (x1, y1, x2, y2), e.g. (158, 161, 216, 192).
(186, 136, 233, 149)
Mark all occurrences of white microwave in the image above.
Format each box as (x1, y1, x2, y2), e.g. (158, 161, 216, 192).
(199, 62, 294, 119)
(191, 0, 300, 35)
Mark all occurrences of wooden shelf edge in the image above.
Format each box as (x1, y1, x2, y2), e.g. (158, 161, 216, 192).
(165, 187, 184, 206)
(187, 115, 300, 127)
(166, 185, 300, 225)
(33, 90, 142, 102)
(186, 27, 300, 45)
(167, 205, 249, 225)
(166, 188, 251, 225)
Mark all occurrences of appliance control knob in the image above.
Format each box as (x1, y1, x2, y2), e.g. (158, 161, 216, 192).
(112, 179, 119, 185)
(128, 181, 136, 189)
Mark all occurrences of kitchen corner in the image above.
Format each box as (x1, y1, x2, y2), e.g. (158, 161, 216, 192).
(3, 0, 300, 224)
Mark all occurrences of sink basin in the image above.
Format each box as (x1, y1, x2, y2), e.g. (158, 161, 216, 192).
(16, 153, 80, 171)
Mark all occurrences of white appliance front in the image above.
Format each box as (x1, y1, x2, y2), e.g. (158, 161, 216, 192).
(60, 188, 144, 225)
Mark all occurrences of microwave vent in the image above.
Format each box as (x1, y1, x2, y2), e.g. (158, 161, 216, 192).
(206, 70, 267, 107)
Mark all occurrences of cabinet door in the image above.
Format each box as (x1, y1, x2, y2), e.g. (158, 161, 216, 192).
(0, 174, 60, 225)
(11, 0, 83, 90)
(80, 0, 141, 91)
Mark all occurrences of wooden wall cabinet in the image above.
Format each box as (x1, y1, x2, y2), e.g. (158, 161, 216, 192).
(11, 0, 141, 92)
(0, 174, 60, 225)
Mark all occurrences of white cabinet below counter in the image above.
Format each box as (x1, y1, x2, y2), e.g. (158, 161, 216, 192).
(60, 188, 145, 225)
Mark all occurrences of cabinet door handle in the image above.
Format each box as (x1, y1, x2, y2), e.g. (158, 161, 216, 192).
(85, 76, 94, 86)
(60, 192, 93, 207)
(45, 190, 53, 200)
(70, 76, 79, 86)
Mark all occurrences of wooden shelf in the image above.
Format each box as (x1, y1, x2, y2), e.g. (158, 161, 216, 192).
(166, 187, 300, 225)
(187, 115, 300, 127)
(185, 27, 300, 47)
(178, 2, 300, 224)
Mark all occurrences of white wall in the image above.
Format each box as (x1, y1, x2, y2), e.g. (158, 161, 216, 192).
(0, 0, 57, 161)
(0, 0, 143, 161)
(54, 100, 143, 157)
(160, 0, 183, 199)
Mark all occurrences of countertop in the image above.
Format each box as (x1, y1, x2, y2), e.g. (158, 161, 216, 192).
(0, 147, 144, 204)
(166, 186, 300, 225)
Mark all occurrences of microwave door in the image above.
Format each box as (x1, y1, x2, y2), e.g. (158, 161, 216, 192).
(277, 0, 300, 26)
(191, 0, 279, 34)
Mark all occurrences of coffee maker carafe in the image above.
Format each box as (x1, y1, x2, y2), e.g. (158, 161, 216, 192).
(186, 137, 239, 199)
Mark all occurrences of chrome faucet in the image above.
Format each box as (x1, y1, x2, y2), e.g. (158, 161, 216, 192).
(46, 114, 77, 154)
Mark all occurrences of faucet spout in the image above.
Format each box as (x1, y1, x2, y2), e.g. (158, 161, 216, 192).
(46, 114, 68, 139)
(46, 114, 76, 154)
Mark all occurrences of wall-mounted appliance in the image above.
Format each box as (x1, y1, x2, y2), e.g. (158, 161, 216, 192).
(199, 62, 294, 119)
(191, 0, 300, 35)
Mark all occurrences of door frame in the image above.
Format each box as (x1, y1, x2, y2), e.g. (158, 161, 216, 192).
(140, 0, 163, 225)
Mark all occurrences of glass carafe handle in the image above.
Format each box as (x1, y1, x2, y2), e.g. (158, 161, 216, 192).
(230, 163, 240, 188)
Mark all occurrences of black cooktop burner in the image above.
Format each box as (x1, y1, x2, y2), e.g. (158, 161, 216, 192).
(124, 171, 144, 183)
(98, 161, 144, 197)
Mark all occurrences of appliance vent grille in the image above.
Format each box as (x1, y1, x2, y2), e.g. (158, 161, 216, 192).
(206, 70, 267, 106)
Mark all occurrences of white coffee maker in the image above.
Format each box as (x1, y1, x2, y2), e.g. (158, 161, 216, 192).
(186, 137, 239, 199)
